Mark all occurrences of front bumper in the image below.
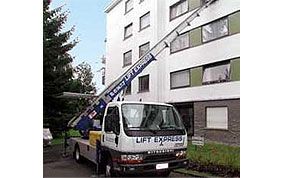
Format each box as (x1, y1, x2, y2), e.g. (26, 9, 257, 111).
(114, 158, 188, 175)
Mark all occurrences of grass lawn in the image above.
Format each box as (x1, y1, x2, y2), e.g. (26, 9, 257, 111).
(51, 129, 81, 145)
(68, 129, 81, 137)
(51, 137, 64, 145)
(187, 142, 240, 170)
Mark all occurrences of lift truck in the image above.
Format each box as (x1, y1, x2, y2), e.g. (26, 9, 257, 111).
(66, 1, 217, 176)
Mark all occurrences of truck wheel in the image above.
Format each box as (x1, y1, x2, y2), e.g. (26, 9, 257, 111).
(74, 145, 82, 163)
(105, 157, 116, 177)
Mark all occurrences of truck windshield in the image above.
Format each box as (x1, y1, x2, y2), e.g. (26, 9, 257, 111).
(121, 104, 185, 131)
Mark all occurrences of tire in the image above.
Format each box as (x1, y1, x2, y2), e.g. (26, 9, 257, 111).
(105, 157, 117, 177)
(74, 145, 82, 163)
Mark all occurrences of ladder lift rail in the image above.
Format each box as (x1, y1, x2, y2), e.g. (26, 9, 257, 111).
(68, 0, 217, 129)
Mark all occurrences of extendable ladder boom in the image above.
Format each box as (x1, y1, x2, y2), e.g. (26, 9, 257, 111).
(68, 0, 218, 130)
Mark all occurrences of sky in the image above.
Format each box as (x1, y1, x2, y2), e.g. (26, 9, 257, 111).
(50, 0, 112, 93)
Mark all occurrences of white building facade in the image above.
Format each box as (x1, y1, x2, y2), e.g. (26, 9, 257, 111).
(105, 0, 240, 145)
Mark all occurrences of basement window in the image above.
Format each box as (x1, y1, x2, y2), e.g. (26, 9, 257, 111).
(206, 107, 228, 130)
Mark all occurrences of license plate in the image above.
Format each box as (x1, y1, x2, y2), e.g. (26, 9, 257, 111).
(156, 163, 168, 170)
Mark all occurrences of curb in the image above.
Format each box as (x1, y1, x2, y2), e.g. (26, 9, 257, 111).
(173, 168, 214, 177)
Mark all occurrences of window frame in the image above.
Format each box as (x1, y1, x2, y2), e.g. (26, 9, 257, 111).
(169, 0, 189, 21)
(139, 42, 150, 58)
(125, 0, 134, 14)
(205, 106, 228, 130)
(202, 60, 231, 85)
(138, 74, 150, 93)
(123, 50, 132, 67)
(169, 11, 240, 55)
(170, 69, 191, 89)
(124, 23, 133, 40)
(199, 11, 240, 44)
(139, 11, 150, 31)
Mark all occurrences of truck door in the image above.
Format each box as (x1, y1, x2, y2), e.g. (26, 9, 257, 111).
(102, 106, 120, 150)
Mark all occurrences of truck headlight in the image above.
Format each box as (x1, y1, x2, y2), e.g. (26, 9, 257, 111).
(175, 150, 186, 158)
(120, 154, 143, 164)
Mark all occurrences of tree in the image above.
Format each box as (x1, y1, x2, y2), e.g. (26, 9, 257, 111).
(43, 0, 78, 132)
(75, 62, 96, 94)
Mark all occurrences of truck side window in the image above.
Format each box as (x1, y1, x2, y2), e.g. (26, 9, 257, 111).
(105, 106, 120, 134)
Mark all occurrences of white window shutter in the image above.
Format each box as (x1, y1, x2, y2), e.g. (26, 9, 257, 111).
(206, 107, 228, 129)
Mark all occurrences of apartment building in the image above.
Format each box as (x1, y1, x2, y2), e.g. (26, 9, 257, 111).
(104, 0, 240, 146)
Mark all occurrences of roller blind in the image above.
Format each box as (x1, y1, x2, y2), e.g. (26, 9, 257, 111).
(139, 42, 150, 57)
(203, 63, 230, 84)
(171, 70, 190, 88)
(125, 0, 133, 13)
(123, 50, 132, 66)
(206, 107, 228, 129)
(170, 32, 189, 53)
(140, 12, 150, 30)
(170, 0, 188, 20)
(124, 23, 133, 38)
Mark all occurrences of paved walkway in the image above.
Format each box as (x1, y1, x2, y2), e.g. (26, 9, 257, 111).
(43, 144, 189, 177)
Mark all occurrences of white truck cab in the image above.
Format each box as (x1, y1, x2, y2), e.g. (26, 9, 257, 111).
(70, 101, 188, 177)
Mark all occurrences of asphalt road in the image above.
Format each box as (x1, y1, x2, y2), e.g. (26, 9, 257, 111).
(43, 144, 189, 178)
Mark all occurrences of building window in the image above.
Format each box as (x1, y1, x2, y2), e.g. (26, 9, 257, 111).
(123, 50, 132, 67)
(170, 69, 190, 89)
(202, 18, 228, 42)
(170, 32, 189, 53)
(170, 0, 188, 21)
(138, 75, 149, 92)
(124, 83, 132, 95)
(124, 23, 133, 39)
(140, 12, 150, 30)
(125, 0, 133, 14)
(139, 42, 150, 57)
(206, 107, 228, 129)
(202, 61, 230, 84)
